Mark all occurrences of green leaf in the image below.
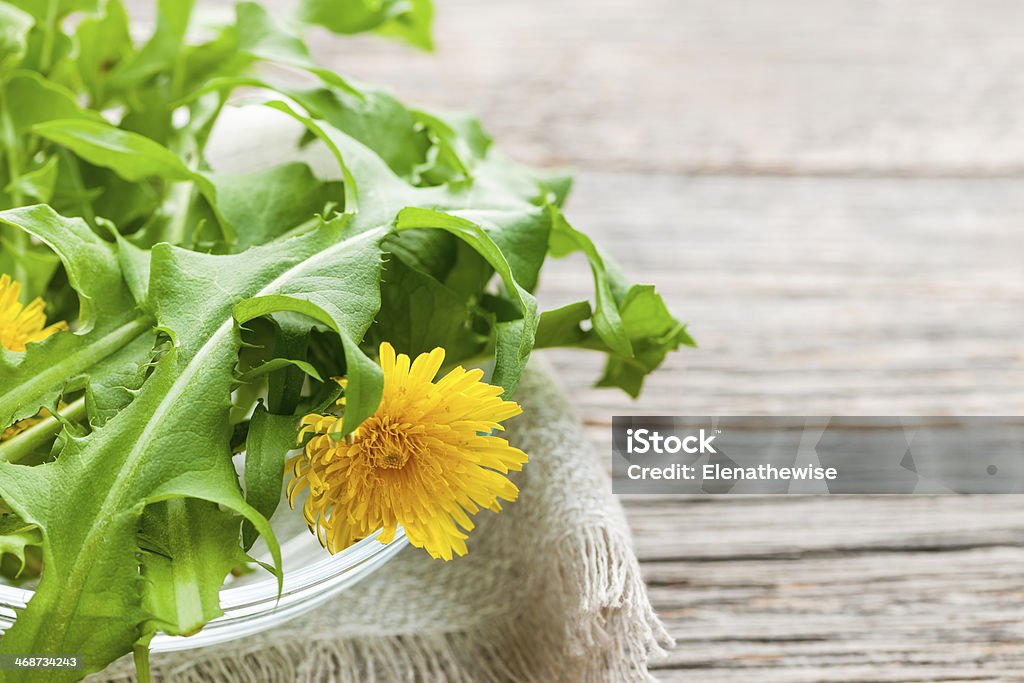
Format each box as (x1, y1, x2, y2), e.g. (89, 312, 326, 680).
(0, 206, 150, 429)
(369, 205, 549, 364)
(235, 357, 322, 386)
(234, 294, 384, 439)
(288, 82, 431, 182)
(373, 0, 433, 52)
(410, 108, 487, 185)
(548, 207, 633, 357)
(33, 119, 232, 244)
(456, 207, 551, 292)
(196, 76, 432, 183)
(395, 207, 538, 395)
(114, 232, 152, 308)
(107, 0, 194, 88)
(34, 119, 201, 184)
(533, 288, 693, 398)
(80, 332, 155, 426)
(241, 404, 298, 550)
(1, 205, 119, 332)
(297, 0, 434, 50)
(0, 333, 249, 673)
(383, 228, 490, 297)
(534, 300, 591, 348)
(533, 167, 574, 207)
(236, 1, 312, 68)
(367, 255, 486, 360)
(5, 0, 99, 21)
(4, 71, 102, 135)
(210, 162, 343, 251)
(0, 2, 33, 71)
(74, 0, 133, 105)
(139, 498, 251, 636)
(594, 285, 695, 397)
(0, 511, 42, 577)
(265, 317, 311, 415)
(0, 399, 85, 467)
(0, 231, 60, 298)
(4, 155, 57, 203)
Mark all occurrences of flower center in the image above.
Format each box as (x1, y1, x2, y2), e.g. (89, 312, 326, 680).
(377, 450, 409, 469)
(359, 416, 414, 470)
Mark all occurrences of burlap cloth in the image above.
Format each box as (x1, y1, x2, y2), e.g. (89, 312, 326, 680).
(92, 359, 672, 681)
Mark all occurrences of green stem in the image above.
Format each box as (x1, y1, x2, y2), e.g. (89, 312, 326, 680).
(0, 85, 24, 207)
(0, 315, 154, 423)
(0, 397, 87, 464)
(165, 182, 196, 245)
(133, 642, 152, 683)
(0, 83, 31, 285)
(56, 149, 97, 229)
(38, 0, 59, 74)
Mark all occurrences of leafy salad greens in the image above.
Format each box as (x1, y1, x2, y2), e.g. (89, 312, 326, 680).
(0, 0, 694, 679)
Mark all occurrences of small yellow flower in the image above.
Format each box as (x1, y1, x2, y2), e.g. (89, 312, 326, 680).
(0, 274, 68, 352)
(288, 342, 528, 560)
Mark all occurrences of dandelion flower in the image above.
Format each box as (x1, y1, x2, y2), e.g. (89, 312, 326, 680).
(0, 274, 67, 352)
(288, 342, 528, 560)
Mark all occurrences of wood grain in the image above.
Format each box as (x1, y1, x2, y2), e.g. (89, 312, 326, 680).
(628, 496, 1024, 682)
(294, 0, 1024, 176)
(547, 173, 1024, 681)
(544, 172, 1024, 420)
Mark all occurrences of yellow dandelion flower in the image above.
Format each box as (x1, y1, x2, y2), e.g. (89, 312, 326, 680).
(288, 342, 528, 561)
(0, 274, 68, 352)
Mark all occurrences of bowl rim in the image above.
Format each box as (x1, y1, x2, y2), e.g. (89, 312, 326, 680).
(0, 526, 408, 652)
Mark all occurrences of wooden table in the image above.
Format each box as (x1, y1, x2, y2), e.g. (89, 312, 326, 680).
(165, 1, 1024, 679)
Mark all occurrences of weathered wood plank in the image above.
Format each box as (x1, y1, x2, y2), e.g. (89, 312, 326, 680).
(654, 666, 1014, 683)
(542, 172, 1024, 430)
(623, 496, 1024, 561)
(297, 0, 1024, 176)
(545, 171, 1024, 678)
(628, 498, 1024, 681)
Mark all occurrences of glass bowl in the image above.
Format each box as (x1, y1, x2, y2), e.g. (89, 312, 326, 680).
(0, 508, 407, 651)
(0, 110, 413, 653)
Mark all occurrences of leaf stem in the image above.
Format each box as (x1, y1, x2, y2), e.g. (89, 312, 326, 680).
(38, 0, 59, 74)
(0, 315, 154, 423)
(0, 84, 30, 283)
(165, 182, 196, 245)
(132, 642, 152, 683)
(0, 84, 25, 206)
(0, 397, 87, 464)
(56, 149, 98, 229)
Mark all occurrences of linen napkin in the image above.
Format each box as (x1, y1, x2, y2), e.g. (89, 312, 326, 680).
(92, 358, 672, 682)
